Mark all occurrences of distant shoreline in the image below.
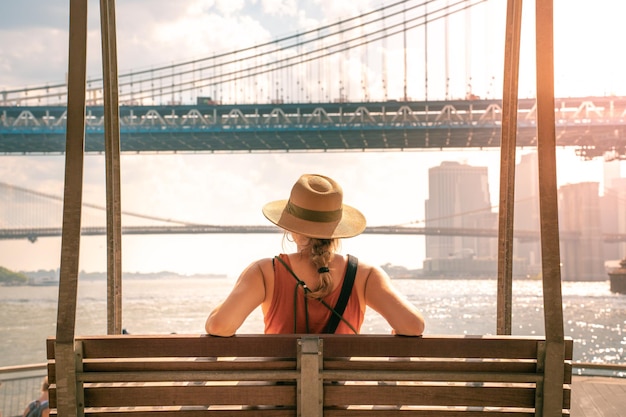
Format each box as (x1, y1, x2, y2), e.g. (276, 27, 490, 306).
(0, 269, 229, 286)
(78, 271, 229, 280)
(3, 267, 611, 286)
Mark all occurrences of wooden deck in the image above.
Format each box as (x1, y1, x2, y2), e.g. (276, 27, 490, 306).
(571, 375, 626, 416)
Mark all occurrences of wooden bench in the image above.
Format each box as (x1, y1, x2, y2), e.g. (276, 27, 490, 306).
(47, 334, 573, 416)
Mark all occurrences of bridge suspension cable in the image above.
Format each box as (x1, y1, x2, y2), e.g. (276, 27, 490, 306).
(0, 180, 528, 233)
(0, 182, 199, 226)
(3, 182, 626, 243)
(2, 0, 490, 107)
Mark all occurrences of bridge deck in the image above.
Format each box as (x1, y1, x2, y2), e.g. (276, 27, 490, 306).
(1, 97, 625, 155)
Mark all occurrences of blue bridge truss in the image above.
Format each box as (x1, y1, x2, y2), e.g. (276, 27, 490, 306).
(1, 96, 626, 158)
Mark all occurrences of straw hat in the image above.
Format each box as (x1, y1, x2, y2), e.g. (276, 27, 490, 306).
(262, 174, 366, 239)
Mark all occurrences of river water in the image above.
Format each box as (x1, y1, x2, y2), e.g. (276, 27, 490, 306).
(1, 275, 624, 367)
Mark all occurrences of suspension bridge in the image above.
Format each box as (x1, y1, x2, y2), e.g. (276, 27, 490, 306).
(2, 181, 625, 243)
(1, 0, 625, 244)
(0, 0, 624, 158)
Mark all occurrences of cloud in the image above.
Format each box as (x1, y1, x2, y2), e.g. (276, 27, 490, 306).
(215, 0, 246, 16)
(260, 0, 298, 17)
(0, 0, 394, 90)
(311, 0, 370, 21)
(0, 28, 69, 89)
(0, 0, 67, 31)
(2, 0, 626, 98)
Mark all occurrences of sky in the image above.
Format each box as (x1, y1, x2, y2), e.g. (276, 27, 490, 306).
(2, 0, 626, 98)
(1, 0, 625, 276)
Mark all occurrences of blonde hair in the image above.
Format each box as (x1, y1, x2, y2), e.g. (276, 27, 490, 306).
(307, 238, 338, 299)
(281, 232, 340, 299)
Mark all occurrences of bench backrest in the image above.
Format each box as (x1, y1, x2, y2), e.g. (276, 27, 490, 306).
(47, 334, 573, 416)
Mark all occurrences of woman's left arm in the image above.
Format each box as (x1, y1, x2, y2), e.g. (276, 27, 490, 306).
(205, 259, 268, 336)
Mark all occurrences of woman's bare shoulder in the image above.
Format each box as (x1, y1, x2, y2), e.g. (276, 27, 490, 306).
(241, 257, 275, 276)
(351, 256, 386, 275)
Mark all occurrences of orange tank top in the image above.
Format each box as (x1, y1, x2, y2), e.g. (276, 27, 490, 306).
(264, 254, 364, 334)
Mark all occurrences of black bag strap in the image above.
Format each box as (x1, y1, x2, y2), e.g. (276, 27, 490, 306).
(273, 255, 358, 334)
(323, 254, 358, 334)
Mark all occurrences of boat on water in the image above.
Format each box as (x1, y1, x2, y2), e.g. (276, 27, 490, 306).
(28, 276, 59, 286)
(25, 269, 60, 286)
(609, 258, 626, 294)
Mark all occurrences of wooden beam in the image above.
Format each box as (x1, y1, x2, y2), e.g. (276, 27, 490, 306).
(497, 0, 523, 335)
(535, 0, 566, 415)
(99, 0, 123, 335)
(56, 1, 88, 414)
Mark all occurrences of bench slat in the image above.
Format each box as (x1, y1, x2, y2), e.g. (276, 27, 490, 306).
(48, 360, 297, 384)
(76, 370, 300, 382)
(321, 335, 573, 360)
(323, 370, 543, 383)
(323, 408, 539, 417)
(325, 384, 538, 408)
(83, 384, 296, 407)
(82, 359, 296, 372)
(47, 335, 299, 358)
(55, 408, 295, 417)
(325, 359, 538, 374)
(323, 361, 573, 384)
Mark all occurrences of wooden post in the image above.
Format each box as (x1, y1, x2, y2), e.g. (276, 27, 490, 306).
(55, 0, 88, 415)
(497, 0, 523, 335)
(535, 0, 566, 415)
(99, 0, 123, 335)
(298, 337, 323, 417)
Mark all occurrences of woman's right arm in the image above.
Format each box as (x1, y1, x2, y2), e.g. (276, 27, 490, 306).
(205, 259, 268, 336)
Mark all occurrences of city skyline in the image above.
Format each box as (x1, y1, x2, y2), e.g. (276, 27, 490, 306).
(0, 149, 623, 276)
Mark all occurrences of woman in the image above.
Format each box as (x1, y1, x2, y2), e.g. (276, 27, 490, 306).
(206, 174, 425, 336)
(22, 377, 49, 417)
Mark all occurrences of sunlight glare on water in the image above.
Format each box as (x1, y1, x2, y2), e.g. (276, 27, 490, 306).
(1, 276, 625, 367)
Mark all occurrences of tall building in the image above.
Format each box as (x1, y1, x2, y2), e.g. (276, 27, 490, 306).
(601, 160, 625, 262)
(513, 152, 541, 270)
(425, 161, 495, 260)
(603, 159, 621, 195)
(602, 177, 626, 262)
(559, 182, 605, 281)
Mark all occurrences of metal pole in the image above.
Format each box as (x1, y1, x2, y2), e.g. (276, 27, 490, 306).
(496, 0, 523, 335)
(535, 0, 566, 414)
(55, 0, 88, 415)
(100, 0, 123, 335)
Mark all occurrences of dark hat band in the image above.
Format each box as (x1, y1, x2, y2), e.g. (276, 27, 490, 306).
(286, 200, 342, 223)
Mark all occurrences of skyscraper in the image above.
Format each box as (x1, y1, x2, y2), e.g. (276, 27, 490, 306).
(559, 182, 606, 281)
(514, 152, 541, 270)
(603, 176, 626, 263)
(425, 161, 495, 260)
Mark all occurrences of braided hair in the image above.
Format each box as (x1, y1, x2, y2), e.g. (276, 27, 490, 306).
(307, 238, 338, 299)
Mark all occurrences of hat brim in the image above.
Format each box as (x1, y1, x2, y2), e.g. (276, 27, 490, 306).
(262, 199, 366, 239)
